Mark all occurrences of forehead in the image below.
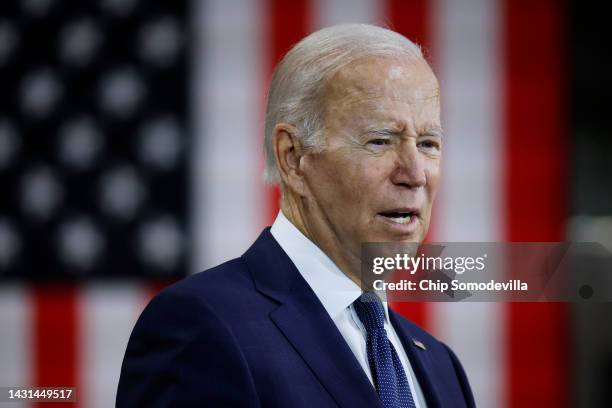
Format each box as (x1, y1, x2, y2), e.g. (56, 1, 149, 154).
(324, 55, 439, 108)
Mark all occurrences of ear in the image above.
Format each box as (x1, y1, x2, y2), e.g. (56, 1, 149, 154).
(272, 123, 309, 196)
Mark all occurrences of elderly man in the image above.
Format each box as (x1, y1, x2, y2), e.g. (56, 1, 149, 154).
(117, 24, 475, 408)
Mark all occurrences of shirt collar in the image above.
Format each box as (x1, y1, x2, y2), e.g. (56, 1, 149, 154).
(270, 211, 390, 322)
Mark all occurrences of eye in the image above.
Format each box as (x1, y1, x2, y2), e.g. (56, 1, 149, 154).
(417, 139, 441, 150)
(367, 138, 391, 146)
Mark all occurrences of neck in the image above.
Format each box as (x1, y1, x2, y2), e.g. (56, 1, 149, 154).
(280, 192, 364, 288)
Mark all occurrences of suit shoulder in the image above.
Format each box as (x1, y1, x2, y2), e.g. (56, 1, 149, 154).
(128, 258, 252, 351)
(118, 258, 261, 406)
(156, 257, 253, 301)
(139, 256, 263, 329)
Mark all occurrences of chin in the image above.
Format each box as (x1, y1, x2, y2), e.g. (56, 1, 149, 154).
(368, 231, 422, 243)
(395, 234, 423, 243)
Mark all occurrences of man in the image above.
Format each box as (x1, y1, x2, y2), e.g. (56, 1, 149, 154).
(117, 24, 475, 407)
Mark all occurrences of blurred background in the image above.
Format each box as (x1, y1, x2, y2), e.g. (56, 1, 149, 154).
(0, 0, 610, 407)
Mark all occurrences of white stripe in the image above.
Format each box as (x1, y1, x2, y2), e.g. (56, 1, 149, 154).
(312, 0, 383, 29)
(430, 0, 505, 407)
(79, 283, 147, 408)
(431, 302, 505, 408)
(0, 285, 31, 408)
(433, 0, 502, 241)
(192, 0, 265, 273)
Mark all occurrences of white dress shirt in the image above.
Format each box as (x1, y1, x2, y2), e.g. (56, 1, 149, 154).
(271, 211, 426, 407)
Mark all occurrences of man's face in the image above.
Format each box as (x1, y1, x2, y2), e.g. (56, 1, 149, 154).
(300, 55, 442, 261)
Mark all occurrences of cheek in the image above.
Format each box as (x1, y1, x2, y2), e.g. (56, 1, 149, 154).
(424, 158, 442, 198)
(311, 155, 379, 213)
(306, 154, 356, 204)
(344, 156, 390, 197)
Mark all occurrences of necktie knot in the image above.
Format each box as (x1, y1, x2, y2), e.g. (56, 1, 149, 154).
(354, 292, 386, 332)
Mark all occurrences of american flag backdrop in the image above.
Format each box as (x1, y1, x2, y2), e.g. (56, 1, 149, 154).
(0, 0, 574, 407)
(196, 1, 567, 407)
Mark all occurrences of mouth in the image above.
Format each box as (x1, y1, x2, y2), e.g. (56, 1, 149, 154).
(375, 208, 421, 236)
(377, 208, 420, 225)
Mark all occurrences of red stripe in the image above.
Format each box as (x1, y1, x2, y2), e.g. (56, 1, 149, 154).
(389, 301, 428, 330)
(264, 0, 311, 225)
(32, 284, 80, 408)
(386, 0, 431, 57)
(503, 0, 568, 406)
(386, 0, 432, 331)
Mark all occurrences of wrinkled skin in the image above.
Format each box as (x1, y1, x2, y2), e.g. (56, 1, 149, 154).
(274, 55, 442, 284)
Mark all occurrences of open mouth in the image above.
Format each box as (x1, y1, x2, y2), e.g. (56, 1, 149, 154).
(378, 210, 418, 225)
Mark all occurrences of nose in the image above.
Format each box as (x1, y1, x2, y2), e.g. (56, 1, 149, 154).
(390, 141, 426, 188)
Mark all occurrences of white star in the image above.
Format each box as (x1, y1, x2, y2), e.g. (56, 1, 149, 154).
(99, 165, 146, 219)
(20, 68, 63, 119)
(58, 217, 105, 271)
(139, 116, 182, 170)
(99, 67, 146, 118)
(138, 216, 184, 272)
(139, 17, 182, 67)
(58, 117, 103, 170)
(20, 166, 63, 220)
(60, 19, 103, 67)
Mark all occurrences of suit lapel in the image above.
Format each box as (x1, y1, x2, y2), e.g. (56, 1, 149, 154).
(271, 282, 382, 408)
(389, 309, 445, 408)
(243, 229, 381, 408)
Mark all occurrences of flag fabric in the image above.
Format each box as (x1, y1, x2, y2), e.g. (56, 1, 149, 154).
(0, 0, 566, 407)
(0, 1, 187, 407)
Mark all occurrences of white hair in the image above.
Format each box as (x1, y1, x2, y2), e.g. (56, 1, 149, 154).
(263, 23, 426, 184)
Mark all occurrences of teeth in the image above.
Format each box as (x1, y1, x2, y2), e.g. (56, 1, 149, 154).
(383, 213, 412, 224)
(390, 215, 411, 224)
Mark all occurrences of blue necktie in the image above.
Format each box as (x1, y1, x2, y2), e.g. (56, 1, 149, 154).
(354, 292, 417, 408)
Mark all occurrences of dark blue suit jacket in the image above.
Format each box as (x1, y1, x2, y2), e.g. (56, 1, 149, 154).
(117, 228, 476, 407)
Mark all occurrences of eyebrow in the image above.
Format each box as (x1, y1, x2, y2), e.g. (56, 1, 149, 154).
(423, 127, 444, 138)
(363, 124, 444, 138)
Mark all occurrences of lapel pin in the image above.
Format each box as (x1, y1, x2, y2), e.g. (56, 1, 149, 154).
(413, 339, 426, 350)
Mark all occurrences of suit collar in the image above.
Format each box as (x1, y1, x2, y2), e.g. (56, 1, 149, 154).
(242, 228, 382, 408)
(242, 228, 296, 304)
(270, 211, 362, 321)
